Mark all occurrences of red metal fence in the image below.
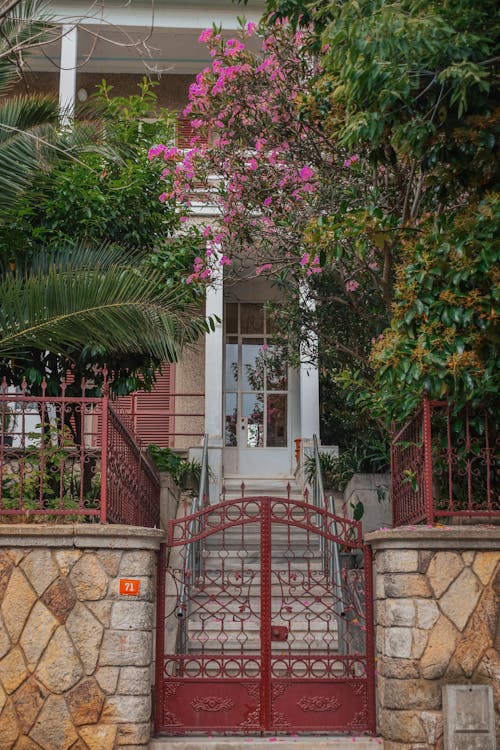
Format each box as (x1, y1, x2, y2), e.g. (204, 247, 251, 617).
(0, 378, 160, 527)
(391, 398, 499, 526)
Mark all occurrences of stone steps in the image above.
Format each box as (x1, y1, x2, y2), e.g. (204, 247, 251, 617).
(150, 737, 384, 750)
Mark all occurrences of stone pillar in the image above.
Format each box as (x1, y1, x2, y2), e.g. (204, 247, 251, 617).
(367, 527, 500, 749)
(0, 524, 164, 750)
(58, 24, 78, 124)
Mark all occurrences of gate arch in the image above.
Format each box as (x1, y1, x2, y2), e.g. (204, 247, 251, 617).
(155, 496, 375, 735)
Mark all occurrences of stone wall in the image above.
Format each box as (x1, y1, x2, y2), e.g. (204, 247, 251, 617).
(0, 524, 163, 750)
(367, 527, 500, 749)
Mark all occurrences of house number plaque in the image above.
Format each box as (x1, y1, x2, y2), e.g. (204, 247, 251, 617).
(120, 579, 140, 596)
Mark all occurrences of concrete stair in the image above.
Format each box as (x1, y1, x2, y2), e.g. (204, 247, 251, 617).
(150, 737, 384, 749)
(221, 476, 305, 501)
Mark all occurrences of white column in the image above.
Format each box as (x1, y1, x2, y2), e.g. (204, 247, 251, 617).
(204, 269, 224, 498)
(299, 286, 320, 441)
(58, 24, 78, 125)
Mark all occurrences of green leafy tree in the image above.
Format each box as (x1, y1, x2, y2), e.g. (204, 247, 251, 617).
(0, 3, 207, 395)
(249, 0, 499, 426)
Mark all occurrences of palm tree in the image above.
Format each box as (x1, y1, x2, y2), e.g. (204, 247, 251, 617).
(0, 1, 207, 375)
(0, 244, 208, 364)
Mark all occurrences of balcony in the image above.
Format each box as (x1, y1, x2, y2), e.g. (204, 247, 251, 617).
(391, 397, 499, 526)
(0, 378, 160, 527)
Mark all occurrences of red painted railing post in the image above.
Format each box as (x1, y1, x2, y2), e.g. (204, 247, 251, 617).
(422, 396, 434, 525)
(260, 498, 272, 731)
(154, 543, 167, 735)
(100, 386, 109, 524)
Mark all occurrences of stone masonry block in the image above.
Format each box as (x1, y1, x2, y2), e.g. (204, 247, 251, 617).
(110, 602, 154, 631)
(426, 552, 463, 598)
(385, 627, 413, 659)
(383, 678, 441, 710)
(379, 550, 419, 573)
(20, 551, 58, 597)
(439, 568, 481, 632)
(384, 574, 432, 599)
(1, 568, 36, 643)
(383, 599, 416, 627)
(473, 552, 500, 586)
(119, 551, 154, 578)
(415, 600, 440, 630)
(412, 629, 429, 659)
(102, 694, 151, 724)
(116, 667, 151, 696)
(379, 708, 426, 743)
(420, 615, 459, 680)
(378, 657, 420, 679)
(69, 554, 108, 601)
(99, 631, 152, 667)
(35, 626, 84, 694)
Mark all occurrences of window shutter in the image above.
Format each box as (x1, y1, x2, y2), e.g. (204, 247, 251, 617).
(117, 366, 175, 448)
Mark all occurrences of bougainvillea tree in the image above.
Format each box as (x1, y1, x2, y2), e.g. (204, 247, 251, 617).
(150, 4, 498, 433)
(149, 20, 397, 445)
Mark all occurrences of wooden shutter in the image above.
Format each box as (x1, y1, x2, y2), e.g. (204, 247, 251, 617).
(117, 366, 175, 448)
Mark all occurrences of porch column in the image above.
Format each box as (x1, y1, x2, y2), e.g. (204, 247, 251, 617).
(58, 24, 78, 124)
(204, 268, 224, 498)
(299, 286, 320, 441)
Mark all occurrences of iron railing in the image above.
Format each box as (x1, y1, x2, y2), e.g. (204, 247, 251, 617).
(392, 397, 499, 526)
(311, 435, 345, 655)
(0, 377, 160, 527)
(175, 433, 209, 650)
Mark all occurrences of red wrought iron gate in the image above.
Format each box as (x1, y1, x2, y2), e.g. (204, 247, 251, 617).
(155, 496, 375, 735)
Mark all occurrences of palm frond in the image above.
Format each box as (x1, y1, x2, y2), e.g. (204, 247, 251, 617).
(0, 94, 61, 206)
(0, 244, 208, 362)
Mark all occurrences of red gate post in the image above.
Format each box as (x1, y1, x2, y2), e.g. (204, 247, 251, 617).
(422, 395, 434, 525)
(100, 381, 109, 524)
(260, 499, 272, 732)
(364, 543, 377, 733)
(154, 543, 167, 735)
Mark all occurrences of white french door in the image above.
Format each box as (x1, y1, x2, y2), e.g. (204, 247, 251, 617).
(223, 302, 292, 476)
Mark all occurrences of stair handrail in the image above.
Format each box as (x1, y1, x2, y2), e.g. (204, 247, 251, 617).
(312, 435, 345, 655)
(175, 434, 209, 651)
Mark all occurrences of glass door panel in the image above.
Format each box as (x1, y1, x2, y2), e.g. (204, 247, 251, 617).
(266, 394, 287, 447)
(224, 303, 288, 451)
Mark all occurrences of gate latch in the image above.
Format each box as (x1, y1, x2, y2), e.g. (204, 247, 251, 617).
(271, 626, 289, 642)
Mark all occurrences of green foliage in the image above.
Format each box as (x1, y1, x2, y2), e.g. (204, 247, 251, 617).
(1, 78, 180, 258)
(304, 439, 390, 492)
(1, 422, 100, 512)
(0, 244, 209, 366)
(0, 70, 207, 394)
(146, 445, 203, 491)
(370, 195, 500, 421)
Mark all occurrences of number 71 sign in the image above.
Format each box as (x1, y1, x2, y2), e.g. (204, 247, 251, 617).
(119, 579, 141, 596)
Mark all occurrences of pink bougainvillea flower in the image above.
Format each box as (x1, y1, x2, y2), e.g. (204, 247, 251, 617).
(263, 196, 272, 207)
(147, 144, 166, 160)
(299, 165, 314, 181)
(343, 154, 360, 168)
(219, 255, 232, 266)
(345, 279, 360, 292)
(246, 21, 258, 36)
(256, 263, 273, 276)
(198, 28, 213, 43)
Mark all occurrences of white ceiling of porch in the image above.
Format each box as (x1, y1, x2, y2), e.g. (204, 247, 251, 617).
(27, 1, 265, 74)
